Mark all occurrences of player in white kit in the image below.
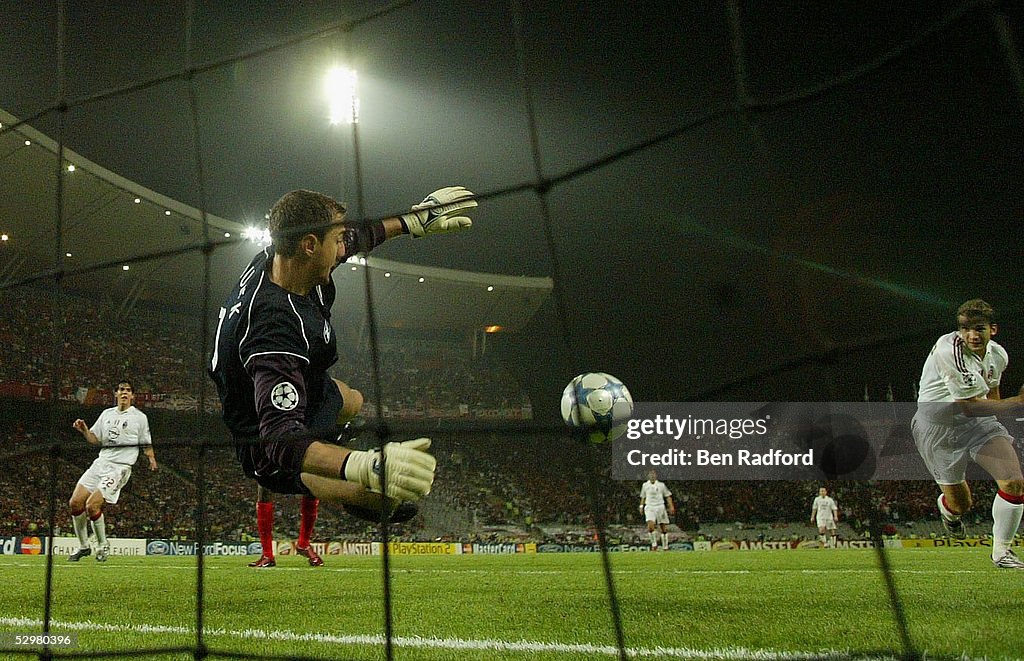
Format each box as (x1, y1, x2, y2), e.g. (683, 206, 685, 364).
(911, 299, 1024, 568)
(639, 470, 675, 550)
(68, 380, 157, 562)
(810, 487, 839, 548)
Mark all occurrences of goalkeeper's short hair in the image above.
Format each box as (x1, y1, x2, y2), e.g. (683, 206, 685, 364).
(269, 189, 347, 257)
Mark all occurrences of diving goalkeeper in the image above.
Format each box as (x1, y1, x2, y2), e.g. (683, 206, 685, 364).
(209, 186, 475, 517)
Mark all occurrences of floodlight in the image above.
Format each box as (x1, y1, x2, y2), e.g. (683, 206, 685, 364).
(325, 66, 359, 125)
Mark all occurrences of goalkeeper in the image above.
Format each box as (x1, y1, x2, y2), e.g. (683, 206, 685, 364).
(209, 186, 475, 517)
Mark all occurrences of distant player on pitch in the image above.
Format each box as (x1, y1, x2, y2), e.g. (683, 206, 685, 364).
(639, 470, 675, 551)
(912, 299, 1024, 569)
(68, 379, 157, 562)
(810, 487, 839, 548)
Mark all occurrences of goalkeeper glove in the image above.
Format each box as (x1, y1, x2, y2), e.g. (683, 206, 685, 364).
(344, 500, 419, 524)
(343, 437, 436, 502)
(400, 186, 477, 238)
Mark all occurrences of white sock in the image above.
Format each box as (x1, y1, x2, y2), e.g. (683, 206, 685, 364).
(649, 532, 657, 547)
(830, 535, 837, 548)
(819, 534, 826, 545)
(661, 533, 669, 548)
(991, 492, 1023, 559)
(72, 512, 89, 548)
(937, 493, 960, 520)
(91, 514, 107, 546)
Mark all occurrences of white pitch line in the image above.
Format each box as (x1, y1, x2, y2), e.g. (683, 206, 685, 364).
(0, 615, 885, 659)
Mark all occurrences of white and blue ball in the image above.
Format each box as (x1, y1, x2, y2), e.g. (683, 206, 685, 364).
(560, 372, 633, 444)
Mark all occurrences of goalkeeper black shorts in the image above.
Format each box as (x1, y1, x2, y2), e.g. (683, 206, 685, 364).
(235, 433, 316, 496)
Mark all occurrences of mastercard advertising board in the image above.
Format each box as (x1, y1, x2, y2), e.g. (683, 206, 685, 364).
(0, 535, 45, 555)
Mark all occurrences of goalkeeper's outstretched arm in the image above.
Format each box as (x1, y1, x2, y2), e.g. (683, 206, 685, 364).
(340, 185, 476, 260)
(399, 186, 477, 238)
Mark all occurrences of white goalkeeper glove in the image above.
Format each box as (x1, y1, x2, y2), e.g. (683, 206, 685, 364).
(400, 186, 477, 238)
(343, 437, 436, 502)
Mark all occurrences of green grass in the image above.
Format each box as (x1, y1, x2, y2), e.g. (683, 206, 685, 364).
(0, 548, 1020, 660)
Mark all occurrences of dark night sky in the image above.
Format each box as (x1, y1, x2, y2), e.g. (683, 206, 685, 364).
(1, 0, 1022, 410)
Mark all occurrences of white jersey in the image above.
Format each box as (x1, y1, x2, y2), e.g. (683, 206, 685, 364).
(640, 480, 671, 507)
(917, 332, 1006, 424)
(90, 405, 152, 465)
(812, 496, 837, 520)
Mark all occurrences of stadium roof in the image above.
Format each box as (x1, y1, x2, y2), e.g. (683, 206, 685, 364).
(0, 107, 551, 332)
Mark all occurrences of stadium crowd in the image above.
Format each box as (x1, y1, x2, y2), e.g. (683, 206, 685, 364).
(2, 409, 991, 545)
(0, 286, 531, 417)
(0, 286, 204, 395)
(0, 286, 1008, 545)
(337, 340, 531, 416)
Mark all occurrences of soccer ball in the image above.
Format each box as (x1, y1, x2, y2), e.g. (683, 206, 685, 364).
(560, 372, 633, 444)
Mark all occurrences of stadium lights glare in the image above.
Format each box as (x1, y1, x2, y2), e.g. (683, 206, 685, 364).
(24, 140, 30, 146)
(122, 265, 130, 271)
(1, 233, 8, 241)
(325, 66, 359, 125)
(134, 198, 141, 204)
(242, 226, 271, 245)
(487, 286, 494, 291)
(485, 325, 503, 333)
(66, 164, 75, 172)
(384, 272, 391, 277)
(224, 232, 231, 238)
(418, 277, 425, 283)
(164, 210, 171, 216)
(65, 252, 71, 257)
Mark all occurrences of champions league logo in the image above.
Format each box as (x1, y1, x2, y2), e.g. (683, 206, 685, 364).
(270, 381, 299, 411)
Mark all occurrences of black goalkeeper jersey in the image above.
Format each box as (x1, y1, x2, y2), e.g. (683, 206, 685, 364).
(209, 247, 340, 443)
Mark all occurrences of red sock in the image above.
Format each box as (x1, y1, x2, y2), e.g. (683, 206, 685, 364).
(298, 496, 319, 548)
(997, 489, 1024, 505)
(256, 502, 274, 558)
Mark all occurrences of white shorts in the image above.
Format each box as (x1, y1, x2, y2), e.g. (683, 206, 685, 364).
(78, 458, 132, 504)
(911, 413, 1013, 485)
(644, 504, 669, 525)
(816, 516, 836, 531)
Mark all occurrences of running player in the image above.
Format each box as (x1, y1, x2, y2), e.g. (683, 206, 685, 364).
(68, 380, 157, 562)
(912, 299, 1024, 568)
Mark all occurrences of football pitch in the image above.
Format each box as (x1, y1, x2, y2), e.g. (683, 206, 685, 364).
(0, 547, 1020, 660)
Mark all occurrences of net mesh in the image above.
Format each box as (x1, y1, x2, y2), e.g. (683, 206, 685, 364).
(1, 0, 1021, 658)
